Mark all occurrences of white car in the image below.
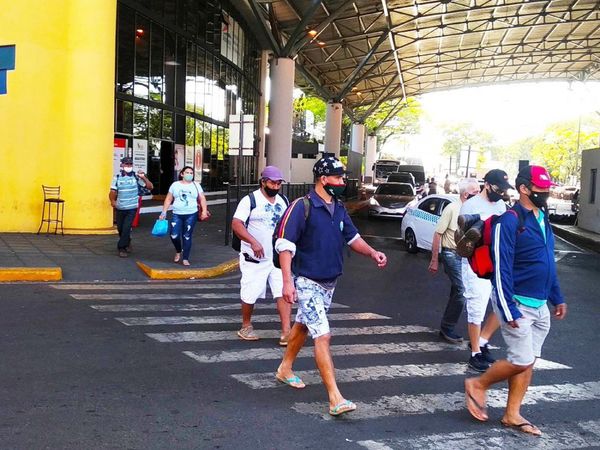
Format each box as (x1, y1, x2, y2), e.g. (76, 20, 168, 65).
(400, 194, 459, 253)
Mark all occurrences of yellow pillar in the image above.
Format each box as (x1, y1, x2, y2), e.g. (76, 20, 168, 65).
(0, 0, 117, 233)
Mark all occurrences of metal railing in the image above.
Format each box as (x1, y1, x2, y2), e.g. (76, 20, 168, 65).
(224, 179, 360, 246)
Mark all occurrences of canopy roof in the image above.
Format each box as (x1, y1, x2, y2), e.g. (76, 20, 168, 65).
(246, 0, 600, 120)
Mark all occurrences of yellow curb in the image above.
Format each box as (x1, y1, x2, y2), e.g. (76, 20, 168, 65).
(0, 267, 62, 282)
(136, 259, 239, 279)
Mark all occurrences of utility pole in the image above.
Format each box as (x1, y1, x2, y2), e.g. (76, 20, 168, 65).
(465, 145, 472, 177)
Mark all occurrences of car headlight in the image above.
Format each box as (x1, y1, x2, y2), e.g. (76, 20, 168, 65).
(369, 197, 379, 206)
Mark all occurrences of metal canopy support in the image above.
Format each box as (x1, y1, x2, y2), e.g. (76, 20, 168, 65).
(281, 0, 323, 56)
(295, 64, 332, 100)
(336, 32, 389, 101)
(249, 0, 282, 55)
(375, 99, 405, 132)
(359, 74, 400, 121)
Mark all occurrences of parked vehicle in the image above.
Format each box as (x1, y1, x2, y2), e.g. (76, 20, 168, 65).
(400, 194, 459, 253)
(372, 159, 401, 185)
(396, 164, 426, 196)
(368, 182, 417, 219)
(386, 171, 415, 186)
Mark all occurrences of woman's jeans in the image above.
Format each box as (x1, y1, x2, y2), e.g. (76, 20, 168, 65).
(170, 213, 198, 260)
(440, 249, 465, 333)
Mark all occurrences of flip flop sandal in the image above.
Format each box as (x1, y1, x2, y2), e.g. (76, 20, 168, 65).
(275, 373, 305, 389)
(501, 421, 542, 436)
(465, 391, 488, 422)
(329, 400, 356, 416)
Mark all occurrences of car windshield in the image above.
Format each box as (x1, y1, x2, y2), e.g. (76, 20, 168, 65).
(377, 184, 414, 196)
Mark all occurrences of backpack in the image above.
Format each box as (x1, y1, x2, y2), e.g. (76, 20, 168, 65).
(468, 207, 525, 279)
(272, 195, 311, 269)
(232, 192, 289, 252)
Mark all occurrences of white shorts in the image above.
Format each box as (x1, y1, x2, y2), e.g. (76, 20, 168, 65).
(462, 258, 492, 324)
(239, 255, 283, 305)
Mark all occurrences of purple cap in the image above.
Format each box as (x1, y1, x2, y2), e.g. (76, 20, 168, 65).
(260, 166, 285, 181)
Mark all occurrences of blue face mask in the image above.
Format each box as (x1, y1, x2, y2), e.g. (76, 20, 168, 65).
(183, 174, 194, 182)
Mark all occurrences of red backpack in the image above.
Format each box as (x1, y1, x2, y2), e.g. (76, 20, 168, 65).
(468, 208, 524, 279)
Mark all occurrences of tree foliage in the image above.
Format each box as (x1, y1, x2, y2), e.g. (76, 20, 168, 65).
(441, 122, 496, 159)
(362, 97, 422, 150)
(293, 95, 326, 122)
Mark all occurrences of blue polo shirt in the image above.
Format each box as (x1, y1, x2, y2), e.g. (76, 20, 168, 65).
(275, 189, 360, 282)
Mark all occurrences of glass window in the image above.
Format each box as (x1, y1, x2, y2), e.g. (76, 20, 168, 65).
(185, 0, 198, 38)
(133, 103, 148, 138)
(185, 116, 195, 147)
(203, 121, 211, 150)
(185, 41, 196, 112)
(163, 0, 177, 29)
(149, 108, 162, 138)
(196, 47, 205, 115)
(164, 30, 176, 106)
(175, 35, 186, 109)
(204, 55, 213, 117)
(150, 23, 164, 102)
(116, 100, 133, 134)
(418, 198, 441, 216)
(134, 15, 150, 99)
(116, 4, 134, 95)
(163, 111, 173, 140)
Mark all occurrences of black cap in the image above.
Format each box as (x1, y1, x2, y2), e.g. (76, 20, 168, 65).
(483, 169, 513, 191)
(313, 156, 348, 176)
(121, 156, 133, 164)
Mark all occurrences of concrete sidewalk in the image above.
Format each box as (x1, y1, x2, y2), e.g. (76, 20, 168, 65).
(0, 198, 370, 282)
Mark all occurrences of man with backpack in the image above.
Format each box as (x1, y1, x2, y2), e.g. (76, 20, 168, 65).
(273, 155, 387, 416)
(109, 156, 153, 258)
(464, 165, 567, 436)
(458, 169, 510, 372)
(231, 166, 291, 344)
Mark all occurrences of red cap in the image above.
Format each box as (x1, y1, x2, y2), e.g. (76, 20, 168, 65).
(517, 165, 556, 189)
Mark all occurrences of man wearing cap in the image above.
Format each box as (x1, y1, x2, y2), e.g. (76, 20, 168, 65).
(109, 157, 153, 258)
(273, 155, 387, 417)
(232, 166, 291, 343)
(458, 169, 511, 372)
(465, 165, 567, 436)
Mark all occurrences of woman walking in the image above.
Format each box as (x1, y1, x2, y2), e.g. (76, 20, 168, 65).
(160, 166, 209, 265)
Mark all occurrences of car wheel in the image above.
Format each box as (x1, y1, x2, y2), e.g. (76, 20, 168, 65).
(405, 228, 418, 254)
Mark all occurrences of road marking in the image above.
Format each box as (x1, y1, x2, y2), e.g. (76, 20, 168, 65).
(184, 341, 472, 363)
(116, 312, 389, 326)
(232, 359, 570, 389)
(50, 283, 238, 290)
(90, 302, 349, 312)
(356, 418, 600, 449)
(293, 380, 598, 420)
(147, 325, 436, 343)
(72, 293, 240, 300)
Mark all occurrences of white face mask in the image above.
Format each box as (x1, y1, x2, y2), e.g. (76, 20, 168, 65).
(123, 166, 133, 173)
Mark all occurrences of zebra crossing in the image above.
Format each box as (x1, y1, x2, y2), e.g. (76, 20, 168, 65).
(52, 280, 600, 448)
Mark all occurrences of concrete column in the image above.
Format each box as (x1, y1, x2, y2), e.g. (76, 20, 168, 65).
(256, 50, 269, 177)
(351, 123, 366, 154)
(364, 135, 378, 184)
(266, 57, 295, 181)
(324, 101, 343, 156)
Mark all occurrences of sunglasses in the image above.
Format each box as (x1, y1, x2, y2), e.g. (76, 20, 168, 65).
(490, 184, 506, 195)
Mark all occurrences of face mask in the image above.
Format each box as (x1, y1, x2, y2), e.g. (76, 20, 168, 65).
(123, 167, 133, 174)
(264, 186, 279, 198)
(324, 183, 346, 197)
(486, 187, 503, 202)
(183, 174, 194, 182)
(466, 193, 476, 200)
(529, 191, 549, 209)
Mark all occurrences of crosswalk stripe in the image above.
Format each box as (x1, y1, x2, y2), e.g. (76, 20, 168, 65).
(116, 312, 390, 326)
(147, 325, 436, 343)
(232, 359, 571, 389)
(184, 341, 471, 363)
(356, 418, 600, 450)
(90, 302, 349, 312)
(50, 283, 238, 290)
(71, 293, 240, 300)
(293, 380, 599, 420)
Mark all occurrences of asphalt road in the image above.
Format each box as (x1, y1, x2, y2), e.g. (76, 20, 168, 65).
(0, 215, 598, 449)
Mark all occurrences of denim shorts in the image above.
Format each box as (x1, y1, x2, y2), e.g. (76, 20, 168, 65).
(491, 289, 551, 366)
(294, 276, 335, 339)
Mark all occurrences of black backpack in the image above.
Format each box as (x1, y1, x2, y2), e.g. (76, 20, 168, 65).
(272, 195, 311, 269)
(232, 192, 289, 252)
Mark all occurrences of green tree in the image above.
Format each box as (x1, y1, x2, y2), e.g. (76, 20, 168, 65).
(293, 95, 326, 122)
(363, 97, 422, 151)
(441, 123, 495, 175)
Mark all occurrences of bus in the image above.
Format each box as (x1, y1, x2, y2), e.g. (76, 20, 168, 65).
(372, 159, 401, 185)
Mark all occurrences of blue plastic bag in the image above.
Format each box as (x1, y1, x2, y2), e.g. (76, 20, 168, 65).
(151, 218, 168, 237)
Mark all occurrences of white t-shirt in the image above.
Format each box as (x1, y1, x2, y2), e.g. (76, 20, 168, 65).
(460, 193, 506, 220)
(169, 181, 203, 215)
(233, 189, 288, 261)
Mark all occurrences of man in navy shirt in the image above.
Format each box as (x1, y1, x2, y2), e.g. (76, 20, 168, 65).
(274, 155, 387, 417)
(464, 165, 567, 436)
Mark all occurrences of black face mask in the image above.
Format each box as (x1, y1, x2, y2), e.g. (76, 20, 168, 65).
(486, 187, 504, 202)
(529, 191, 550, 209)
(466, 193, 476, 200)
(264, 186, 280, 198)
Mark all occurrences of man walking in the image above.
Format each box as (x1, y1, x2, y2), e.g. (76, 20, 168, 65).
(465, 165, 567, 436)
(109, 157, 153, 257)
(232, 166, 291, 344)
(459, 169, 510, 372)
(429, 178, 480, 344)
(273, 156, 387, 416)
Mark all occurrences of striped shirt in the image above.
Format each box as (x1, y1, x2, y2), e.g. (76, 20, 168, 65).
(111, 173, 144, 210)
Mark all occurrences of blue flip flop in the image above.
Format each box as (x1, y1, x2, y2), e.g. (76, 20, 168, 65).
(275, 373, 305, 389)
(329, 400, 356, 416)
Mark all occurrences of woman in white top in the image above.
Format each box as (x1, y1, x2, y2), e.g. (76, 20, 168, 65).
(159, 166, 209, 265)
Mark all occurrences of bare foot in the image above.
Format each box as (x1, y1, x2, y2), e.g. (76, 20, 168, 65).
(173, 253, 181, 263)
(465, 377, 488, 421)
(182, 260, 190, 266)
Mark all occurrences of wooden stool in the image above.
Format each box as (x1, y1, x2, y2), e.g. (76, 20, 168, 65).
(37, 185, 65, 235)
